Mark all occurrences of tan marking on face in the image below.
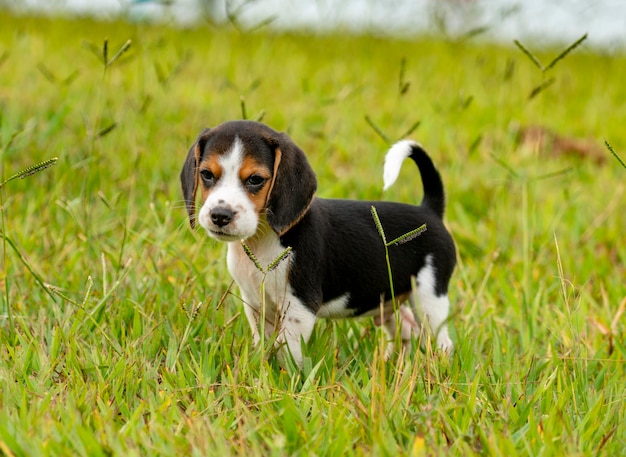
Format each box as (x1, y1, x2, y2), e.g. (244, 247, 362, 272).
(198, 154, 223, 202)
(239, 157, 272, 214)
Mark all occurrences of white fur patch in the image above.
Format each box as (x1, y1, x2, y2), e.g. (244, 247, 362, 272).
(277, 298, 317, 366)
(317, 293, 353, 318)
(383, 139, 420, 191)
(414, 255, 453, 352)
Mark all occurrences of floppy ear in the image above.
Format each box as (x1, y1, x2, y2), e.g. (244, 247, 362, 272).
(180, 129, 210, 228)
(266, 132, 317, 235)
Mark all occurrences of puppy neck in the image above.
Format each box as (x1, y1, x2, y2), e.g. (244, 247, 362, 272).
(227, 215, 289, 280)
(229, 215, 280, 253)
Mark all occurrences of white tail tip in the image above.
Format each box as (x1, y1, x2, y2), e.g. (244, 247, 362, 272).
(383, 140, 419, 191)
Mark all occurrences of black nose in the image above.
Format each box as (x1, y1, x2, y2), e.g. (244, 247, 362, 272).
(210, 207, 234, 227)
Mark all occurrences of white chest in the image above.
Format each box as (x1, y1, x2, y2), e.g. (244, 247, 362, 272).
(226, 234, 292, 312)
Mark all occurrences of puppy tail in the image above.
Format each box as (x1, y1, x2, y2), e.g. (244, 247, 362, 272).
(383, 140, 446, 219)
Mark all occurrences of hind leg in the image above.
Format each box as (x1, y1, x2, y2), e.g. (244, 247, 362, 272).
(416, 291, 453, 352)
(415, 263, 454, 352)
(381, 304, 421, 342)
(378, 304, 421, 358)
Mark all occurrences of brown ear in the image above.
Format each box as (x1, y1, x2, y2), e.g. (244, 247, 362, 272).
(180, 128, 210, 228)
(266, 132, 317, 235)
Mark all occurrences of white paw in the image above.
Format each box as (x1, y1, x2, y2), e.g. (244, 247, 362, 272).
(437, 331, 454, 354)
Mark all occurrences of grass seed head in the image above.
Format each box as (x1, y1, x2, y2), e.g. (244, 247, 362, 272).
(0, 157, 58, 189)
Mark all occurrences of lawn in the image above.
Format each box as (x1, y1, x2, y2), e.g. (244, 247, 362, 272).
(0, 10, 624, 456)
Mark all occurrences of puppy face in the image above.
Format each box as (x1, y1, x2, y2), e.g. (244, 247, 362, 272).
(197, 136, 273, 241)
(181, 121, 317, 241)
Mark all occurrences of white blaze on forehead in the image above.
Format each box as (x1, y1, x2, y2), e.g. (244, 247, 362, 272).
(218, 137, 244, 186)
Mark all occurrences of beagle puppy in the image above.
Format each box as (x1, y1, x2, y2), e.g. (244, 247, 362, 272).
(181, 120, 456, 367)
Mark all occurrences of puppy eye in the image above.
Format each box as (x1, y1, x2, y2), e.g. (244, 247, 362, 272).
(245, 175, 266, 191)
(200, 169, 215, 185)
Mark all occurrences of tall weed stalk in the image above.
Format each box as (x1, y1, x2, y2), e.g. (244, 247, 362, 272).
(0, 156, 59, 334)
(371, 205, 427, 352)
(604, 140, 626, 170)
(514, 34, 587, 99)
(241, 240, 292, 362)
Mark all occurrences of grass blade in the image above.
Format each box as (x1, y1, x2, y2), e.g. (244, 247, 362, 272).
(365, 116, 390, 144)
(398, 57, 410, 96)
(240, 95, 248, 120)
(0, 233, 56, 302)
(103, 38, 108, 66)
(399, 120, 421, 140)
(96, 123, 116, 138)
(105, 39, 132, 68)
(370, 206, 387, 245)
(514, 39, 544, 71)
(528, 77, 555, 99)
(544, 33, 588, 72)
(605, 140, 626, 169)
(489, 153, 519, 178)
(241, 240, 264, 272)
(266, 246, 292, 272)
(387, 224, 427, 246)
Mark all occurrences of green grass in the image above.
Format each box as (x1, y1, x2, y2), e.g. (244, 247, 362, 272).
(1, 11, 625, 456)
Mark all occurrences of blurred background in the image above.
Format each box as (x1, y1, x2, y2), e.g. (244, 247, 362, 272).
(4, 0, 626, 50)
(1, 1, 625, 455)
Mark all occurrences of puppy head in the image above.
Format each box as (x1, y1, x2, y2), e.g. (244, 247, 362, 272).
(180, 120, 317, 241)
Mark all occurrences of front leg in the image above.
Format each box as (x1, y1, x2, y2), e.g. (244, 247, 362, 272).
(240, 291, 276, 346)
(276, 296, 317, 368)
(242, 297, 261, 346)
(241, 290, 316, 367)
